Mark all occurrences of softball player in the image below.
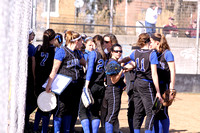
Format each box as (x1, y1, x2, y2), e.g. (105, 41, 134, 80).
(119, 33, 163, 133)
(125, 46, 141, 133)
(45, 31, 86, 133)
(83, 36, 95, 61)
(150, 33, 176, 133)
(79, 35, 106, 133)
(101, 34, 122, 133)
(25, 30, 37, 130)
(104, 44, 124, 133)
(32, 29, 56, 133)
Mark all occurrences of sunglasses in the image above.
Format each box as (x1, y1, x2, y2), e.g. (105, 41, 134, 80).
(113, 50, 122, 53)
(104, 41, 110, 44)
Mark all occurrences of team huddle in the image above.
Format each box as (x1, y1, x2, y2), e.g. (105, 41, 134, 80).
(25, 29, 176, 133)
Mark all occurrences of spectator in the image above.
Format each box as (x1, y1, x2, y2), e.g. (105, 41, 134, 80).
(145, 2, 162, 35)
(163, 17, 178, 37)
(185, 20, 199, 38)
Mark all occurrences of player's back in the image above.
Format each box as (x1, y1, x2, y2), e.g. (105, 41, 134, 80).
(35, 45, 55, 84)
(89, 50, 105, 85)
(134, 49, 154, 80)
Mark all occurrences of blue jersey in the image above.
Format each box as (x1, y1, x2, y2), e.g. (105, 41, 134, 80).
(130, 49, 158, 80)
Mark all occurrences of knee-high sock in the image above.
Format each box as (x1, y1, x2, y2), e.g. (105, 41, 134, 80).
(54, 116, 62, 133)
(160, 118, 169, 133)
(81, 119, 90, 133)
(105, 122, 113, 133)
(145, 130, 152, 133)
(63, 115, 72, 133)
(92, 119, 100, 133)
(128, 118, 134, 133)
(41, 115, 50, 133)
(153, 120, 159, 133)
(33, 110, 42, 131)
(134, 129, 140, 133)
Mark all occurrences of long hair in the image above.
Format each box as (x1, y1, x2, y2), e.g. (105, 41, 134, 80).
(42, 29, 55, 52)
(65, 31, 81, 45)
(93, 35, 107, 61)
(152, 33, 170, 53)
(110, 43, 122, 58)
(137, 33, 150, 48)
(103, 33, 118, 45)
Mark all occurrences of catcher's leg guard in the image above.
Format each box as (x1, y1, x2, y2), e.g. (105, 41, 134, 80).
(54, 116, 62, 133)
(63, 115, 72, 133)
(160, 118, 169, 133)
(42, 115, 50, 133)
(92, 119, 100, 133)
(105, 122, 113, 133)
(134, 129, 140, 133)
(33, 110, 42, 131)
(81, 119, 90, 133)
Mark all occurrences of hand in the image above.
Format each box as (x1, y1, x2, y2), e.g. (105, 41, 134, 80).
(45, 84, 52, 93)
(156, 92, 163, 103)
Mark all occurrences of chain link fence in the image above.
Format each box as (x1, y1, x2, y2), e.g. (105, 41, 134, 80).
(33, 0, 199, 37)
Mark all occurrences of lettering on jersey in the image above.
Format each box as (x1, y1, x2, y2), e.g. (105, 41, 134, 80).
(40, 52, 49, 66)
(158, 61, 165, 70)
(136, 58, 145, 72)
(96, 59, 104, 73)
(66, 58, 80, 68)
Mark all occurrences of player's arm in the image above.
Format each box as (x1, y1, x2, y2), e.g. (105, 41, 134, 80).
(110, 69, 124, 84)
(46, 48, 65, 92)
(120, 50, 136, 65)
(123, 61, 136, 72)
(85, 51, 96, 88)
(46, 59, 62, 92)
(150, 51, 163, 103)
(165, 51, 176, 90)
(118, 56, 131, 64)
(168, 61, 176, 90)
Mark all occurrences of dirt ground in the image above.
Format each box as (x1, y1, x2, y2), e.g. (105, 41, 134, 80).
(118, 92, 200, 133)
(29, 92, 200, 133)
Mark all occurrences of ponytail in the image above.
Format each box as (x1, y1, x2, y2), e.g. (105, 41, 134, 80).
(42, 29, 55, 52)
(152, 33, 170, 53)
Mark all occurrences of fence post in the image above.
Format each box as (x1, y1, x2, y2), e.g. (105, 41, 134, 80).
(83, 24, 85, 33)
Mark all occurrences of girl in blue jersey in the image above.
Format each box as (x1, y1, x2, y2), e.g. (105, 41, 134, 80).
(119, 33, 163, 133)
(83, 36, 95, 61)
(45, 31, 86, 133)
(32, 29, 56, 133)
(25, 30, 37, 130)
(150, 33, 176, 133)
(79, 35, 106, 133)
